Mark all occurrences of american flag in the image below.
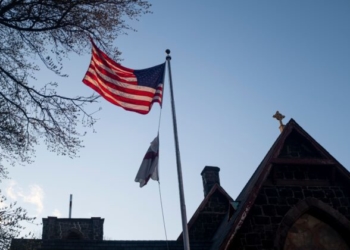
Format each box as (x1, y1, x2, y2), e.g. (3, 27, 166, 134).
(83, 41, 166, 114)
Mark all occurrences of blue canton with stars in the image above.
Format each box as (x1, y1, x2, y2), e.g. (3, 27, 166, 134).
(133, 63, 165, 89)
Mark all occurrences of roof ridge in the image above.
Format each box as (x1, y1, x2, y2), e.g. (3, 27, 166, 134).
(177, 183, 233, 241)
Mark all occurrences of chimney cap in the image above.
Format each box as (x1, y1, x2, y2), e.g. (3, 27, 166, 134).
(201, 166, 220, 175)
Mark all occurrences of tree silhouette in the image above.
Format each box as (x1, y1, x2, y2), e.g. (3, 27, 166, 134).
(0, 0, 151, 172)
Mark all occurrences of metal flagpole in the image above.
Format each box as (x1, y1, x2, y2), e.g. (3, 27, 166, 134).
(165, 49, 191, 250)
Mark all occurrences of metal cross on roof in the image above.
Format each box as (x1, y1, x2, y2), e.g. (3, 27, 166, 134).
(273, 111, 285, 133)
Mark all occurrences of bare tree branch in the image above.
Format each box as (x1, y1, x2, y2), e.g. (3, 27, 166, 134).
(0, 0, 150, 174)
(0, 191, 37, 249)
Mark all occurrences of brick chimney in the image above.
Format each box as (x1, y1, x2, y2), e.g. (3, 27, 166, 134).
(201, 166, 220, 197)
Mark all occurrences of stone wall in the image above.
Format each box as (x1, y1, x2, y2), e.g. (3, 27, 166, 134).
(188, 190, 230, 241)
(177, 187, 230, 242)
(229, 164, 350, 250)
(42, 217, 104, 240)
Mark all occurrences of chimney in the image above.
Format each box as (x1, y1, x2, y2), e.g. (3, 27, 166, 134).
(201, 166, 220, 197)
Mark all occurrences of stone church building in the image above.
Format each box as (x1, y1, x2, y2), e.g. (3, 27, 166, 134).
(11, 118, 350, 249)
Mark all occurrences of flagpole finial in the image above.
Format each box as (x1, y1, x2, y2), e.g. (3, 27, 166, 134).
(165, 49, 171, 60)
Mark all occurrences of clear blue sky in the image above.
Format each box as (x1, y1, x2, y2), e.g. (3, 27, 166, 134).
(3, 0, 350, 240)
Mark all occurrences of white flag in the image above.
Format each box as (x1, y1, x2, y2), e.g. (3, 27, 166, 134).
(135, 135, 159, 187)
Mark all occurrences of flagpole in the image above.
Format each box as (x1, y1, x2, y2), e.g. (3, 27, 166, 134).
(165, 49, 191, 250)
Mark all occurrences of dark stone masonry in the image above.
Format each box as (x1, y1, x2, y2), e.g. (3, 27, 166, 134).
(236, 187, 349, 248)
(42, 217, 104, 240)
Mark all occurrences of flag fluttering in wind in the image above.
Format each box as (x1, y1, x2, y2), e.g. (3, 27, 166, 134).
(83, 40, 166, 114)
(135, 135, 159, 187)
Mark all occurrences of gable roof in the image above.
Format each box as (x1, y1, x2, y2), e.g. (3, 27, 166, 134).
(178, 183, 233, 241)
(210, 118, 350, 250)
